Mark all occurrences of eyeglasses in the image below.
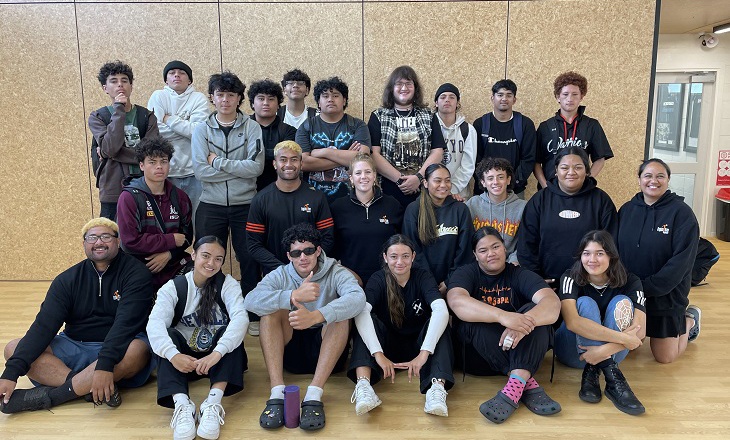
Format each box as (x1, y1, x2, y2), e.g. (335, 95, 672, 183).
(395, 81, 415, 89)
(84, 233, 117, 243)
(286, 81, 306, 87)
(289, 246, 317, 258)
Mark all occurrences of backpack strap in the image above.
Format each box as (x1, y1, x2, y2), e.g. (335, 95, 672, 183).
(481, 113, 491, 145)
(459, 121, 469, 141)
(307, 107, 318, 119)
(171, 272, 228, 327)
(135, 106, 150, 138)
(171, 275, 188, 328)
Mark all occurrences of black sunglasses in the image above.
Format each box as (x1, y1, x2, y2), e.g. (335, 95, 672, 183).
(289, 246, 317, 258)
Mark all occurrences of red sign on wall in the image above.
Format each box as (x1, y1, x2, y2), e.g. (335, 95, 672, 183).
(718, 150, 730, 186)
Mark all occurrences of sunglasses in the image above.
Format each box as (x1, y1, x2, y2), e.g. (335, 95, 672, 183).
(289, 246, 317, 258)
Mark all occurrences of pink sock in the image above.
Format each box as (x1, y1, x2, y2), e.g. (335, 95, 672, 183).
(501, 375, 526, 404)
(525, 377, 540, 391)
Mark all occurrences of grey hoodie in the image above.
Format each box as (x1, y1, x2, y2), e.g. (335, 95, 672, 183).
(192, 111, 263, 206)
(244, 251, 366, 325)
(465, 191, 526, 263)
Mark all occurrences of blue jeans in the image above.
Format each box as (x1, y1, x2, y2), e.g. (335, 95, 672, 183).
(554, 295, 633, 368)
(168, 175, 202, 224)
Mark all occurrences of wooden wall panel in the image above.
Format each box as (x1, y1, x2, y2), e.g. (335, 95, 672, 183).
(0, 3, 90, 279)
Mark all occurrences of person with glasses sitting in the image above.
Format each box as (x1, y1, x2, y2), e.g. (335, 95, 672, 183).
(0, 218, 155, 414)
(245, 223, 365, 431)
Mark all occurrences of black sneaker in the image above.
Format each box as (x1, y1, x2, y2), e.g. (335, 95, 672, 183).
(578, 363, 602, 403)
(686, 305, 701, 342)
(83, 385, 122, 408)
(0, 386, 53, 414)
(601, 362, 645, 415)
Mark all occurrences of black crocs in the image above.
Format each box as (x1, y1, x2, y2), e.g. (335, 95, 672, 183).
(520, 386, 562, 415)
(300, 400, 325, 431)
(259, 398, 285, 429)
(479, 391, 518, 424)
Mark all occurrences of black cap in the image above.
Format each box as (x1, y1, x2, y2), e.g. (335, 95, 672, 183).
(163, 60, 193, 83)
(434, 83, 460, 101)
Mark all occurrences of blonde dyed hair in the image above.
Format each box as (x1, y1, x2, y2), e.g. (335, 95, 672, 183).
(81, 218, 119, 238)
(274, 140, 302, 156)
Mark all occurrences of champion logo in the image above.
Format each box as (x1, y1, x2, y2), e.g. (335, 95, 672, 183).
(656, 224, 670, 234)
(301, 204, 312, 213)
(379, 215, 390, 225)
(558, 210, 581, 219)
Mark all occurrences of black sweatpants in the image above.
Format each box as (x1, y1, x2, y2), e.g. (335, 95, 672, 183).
(347, 315, 455, 394)
(454, 303, 552, 377)
(157, 327, 246, 408)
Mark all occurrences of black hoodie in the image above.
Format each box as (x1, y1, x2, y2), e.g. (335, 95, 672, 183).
(536, 105, 613, 183)
(617, 191, 699, 316)
(517, 177, 617, 280)
(403, 196, 474, 285)
(330, 187, 404, 285)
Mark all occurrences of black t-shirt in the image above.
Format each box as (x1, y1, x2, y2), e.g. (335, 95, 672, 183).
(558, 271, 646, 316)
(365, 267, 442, 336)
(367, 110, 446, 153)
(448, 262, 548, 312)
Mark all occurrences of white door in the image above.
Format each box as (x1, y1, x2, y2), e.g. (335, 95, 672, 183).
(649, 72, 715, 212)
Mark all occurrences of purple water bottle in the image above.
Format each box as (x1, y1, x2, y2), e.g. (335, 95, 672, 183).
(283, 385, 300, 428)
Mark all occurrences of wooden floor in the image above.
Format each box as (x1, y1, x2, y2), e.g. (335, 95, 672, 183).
(2, 240, 729, 439)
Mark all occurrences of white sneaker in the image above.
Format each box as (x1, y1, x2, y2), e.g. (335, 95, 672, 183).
(350, 379, 381, 415)
(424, 378, 448, 417)
(197, 399, 225, 440)
(170, 399, 197, 440)
(248, 321, 260, 336)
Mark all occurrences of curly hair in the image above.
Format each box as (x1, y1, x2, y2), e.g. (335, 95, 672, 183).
(381, 65, 427, 109)
(475, 157, 514, 191)
(134, 136, 174, 163)
(553, 71, 588, 97)
(247, 79, 284, 109)
(313, 77, 349, 110)
(282, 223, 322, 252)
(281, 69, 312, 90)
(208, 71, 246, 109)
(97, 60, 133, 85)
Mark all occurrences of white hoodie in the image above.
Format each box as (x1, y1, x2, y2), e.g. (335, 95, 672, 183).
(436, 112, 477, 198)
(148, 85, 210, 178)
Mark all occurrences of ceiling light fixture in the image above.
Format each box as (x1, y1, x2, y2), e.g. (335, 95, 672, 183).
(714, 23, 730, 34)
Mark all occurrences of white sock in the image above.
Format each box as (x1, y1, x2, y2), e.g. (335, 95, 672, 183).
(206, 388, 224, 405)
(173, 393, 189, 407)
(269, 385, 285, 400)
(304, 385, 323, 402)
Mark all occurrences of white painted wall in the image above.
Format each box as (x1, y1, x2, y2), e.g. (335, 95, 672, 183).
(657, 33, 730, 236)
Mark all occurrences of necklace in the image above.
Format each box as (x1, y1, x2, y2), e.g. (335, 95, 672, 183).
(216, 114, 235, 127)
(590, 282, 609, 296)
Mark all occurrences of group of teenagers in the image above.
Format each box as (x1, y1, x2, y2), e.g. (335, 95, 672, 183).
(0, 60, 702, 439)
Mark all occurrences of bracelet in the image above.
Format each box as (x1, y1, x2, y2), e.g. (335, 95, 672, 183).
(416, 172, 424, 182)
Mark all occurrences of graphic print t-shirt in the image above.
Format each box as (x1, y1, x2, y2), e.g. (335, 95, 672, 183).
(448, 262, 547, 312)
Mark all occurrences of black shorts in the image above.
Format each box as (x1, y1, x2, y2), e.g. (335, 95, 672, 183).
(646, 312, 687, 338)
(283, 326, 349, 375)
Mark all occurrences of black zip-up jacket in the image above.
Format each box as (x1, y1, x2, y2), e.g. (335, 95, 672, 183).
(331, 187, 404, 284)
(251, 114, 297, 191)
(517, 177, 617, 280)
(1, 252, 153, 381)
(617, 190, 699, 316)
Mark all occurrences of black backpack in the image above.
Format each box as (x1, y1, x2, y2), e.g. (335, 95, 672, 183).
(480, 111, 524, 148)
(90, 105, 150, 188)
(692, 237, 720, 286)
(171, 272, 228, 327)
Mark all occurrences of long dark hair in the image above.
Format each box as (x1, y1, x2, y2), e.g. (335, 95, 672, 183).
(193, 235, 227, 326)
(382, 65, 427, 109)
(417, 163, 450, 245)
(381, 234, 416, 328)
(569, 230, 627, 288)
